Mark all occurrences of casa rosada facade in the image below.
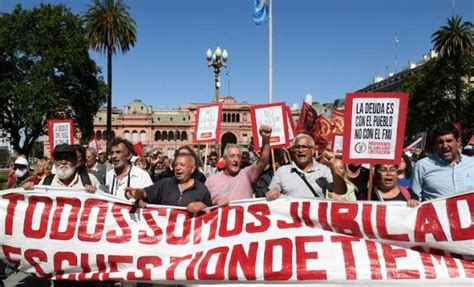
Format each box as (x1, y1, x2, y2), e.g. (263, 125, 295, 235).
(45, 96, 302, 158)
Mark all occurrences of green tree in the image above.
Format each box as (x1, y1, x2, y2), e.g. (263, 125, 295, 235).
(84, 0, 137, 148)
(431, 15, 473, 121)
(0, 4, 106, 157)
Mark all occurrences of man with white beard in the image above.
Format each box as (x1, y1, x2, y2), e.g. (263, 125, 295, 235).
(38, 144, 100, 192)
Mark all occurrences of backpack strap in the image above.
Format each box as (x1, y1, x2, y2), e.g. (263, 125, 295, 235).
(79, 170, 92, 186)
(42, 174, 55, 186)
(398, 185, 411, 201)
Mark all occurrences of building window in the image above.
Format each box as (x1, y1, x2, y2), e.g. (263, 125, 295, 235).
(157, 117, 160, 121)
(124, 130, 130, 141)
(168, 131, 174, 141)
(182, 117, 186, 121)
(176, 131, 181, 141)
(132, 131, 138, 142)
(231, 113, 236, 122)
(236, 114, 240, 122)
(181, 131, 187, 141)
(155, 131, 161, 141)
(223, 113, 227, 122)
(140, 130, 146, 142)
(98, 117, 102, 121)
(170, 117, 173, 122)
(110, 130, 115, 140)
(162, 131, 168, 141)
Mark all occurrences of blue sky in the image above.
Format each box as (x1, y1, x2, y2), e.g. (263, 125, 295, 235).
(1, 0, 473, 109)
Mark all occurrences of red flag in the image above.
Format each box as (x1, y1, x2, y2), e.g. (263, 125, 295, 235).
(312, 115, 334, 150)
(296, 101, 319, 135)
(331, 109, 345, 133)
(133, 142, 144, 157)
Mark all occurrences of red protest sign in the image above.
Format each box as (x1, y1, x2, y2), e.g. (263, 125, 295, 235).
(193, 104, 223, 144)
(342, 93, 408, 164)
(47, 119, 74, 154)
(250, 102, 289, 150)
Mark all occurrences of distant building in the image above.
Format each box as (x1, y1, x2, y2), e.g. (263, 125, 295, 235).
(357, 50, 439, 92)
(43, 96, 345, 158)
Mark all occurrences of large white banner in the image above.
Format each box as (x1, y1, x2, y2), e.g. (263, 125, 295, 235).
(0, 187, 473, 284)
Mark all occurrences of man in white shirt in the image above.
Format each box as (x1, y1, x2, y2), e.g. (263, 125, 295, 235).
(106, 138, 153, 199)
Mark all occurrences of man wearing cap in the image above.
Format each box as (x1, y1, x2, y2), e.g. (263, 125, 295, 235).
(6, 156, 38, 189)
(106, 138, 153, 199)
(29, 144, 101, 192)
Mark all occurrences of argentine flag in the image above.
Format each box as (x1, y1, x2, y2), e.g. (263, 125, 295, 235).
(253, 0, 268, 25)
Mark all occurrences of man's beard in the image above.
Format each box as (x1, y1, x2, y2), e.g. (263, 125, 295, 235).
(114, 160, 127, 173)
(57, 165, 76, 180)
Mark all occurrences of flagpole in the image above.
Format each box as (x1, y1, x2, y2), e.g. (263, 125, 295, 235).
(268, 0, 273, 103)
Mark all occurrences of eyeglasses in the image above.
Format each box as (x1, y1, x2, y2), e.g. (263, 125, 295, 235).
(210, 157, 217, 161)
(293, 145, 313, 151)
(13, 164, 27, 170)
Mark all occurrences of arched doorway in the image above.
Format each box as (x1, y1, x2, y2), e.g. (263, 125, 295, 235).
(221, 132, 237, 155)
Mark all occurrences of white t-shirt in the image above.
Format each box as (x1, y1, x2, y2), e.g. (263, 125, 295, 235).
(106, 165, 153, 199)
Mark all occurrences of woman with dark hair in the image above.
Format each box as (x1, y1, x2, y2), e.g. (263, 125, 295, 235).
(373, 164, 420, 207)
(397, 153, 413, 188)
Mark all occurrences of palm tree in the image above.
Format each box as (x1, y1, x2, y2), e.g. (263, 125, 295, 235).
(431, 15, 473, 121)
(84, 0, 137, 147)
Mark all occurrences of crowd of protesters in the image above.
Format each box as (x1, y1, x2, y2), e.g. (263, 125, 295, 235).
(1, 122, 474, 286)
(5, 122, 474, 206)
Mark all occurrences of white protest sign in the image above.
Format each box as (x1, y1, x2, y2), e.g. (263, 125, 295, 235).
(250, 102, 289, 150)
(47, 119, 74, 154)
(343, 93, 408, 164)
(194, 104, 222, 143)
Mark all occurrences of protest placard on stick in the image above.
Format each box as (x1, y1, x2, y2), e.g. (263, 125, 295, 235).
(193, 104, 222, 144)
(47, 119, 74, 154)
(250, 102, 289, 150)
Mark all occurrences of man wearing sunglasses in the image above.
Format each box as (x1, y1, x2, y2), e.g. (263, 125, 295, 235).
(266, 134, 347, 200)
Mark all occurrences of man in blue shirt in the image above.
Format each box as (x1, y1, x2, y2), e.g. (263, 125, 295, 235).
(411, 123, 474, 201)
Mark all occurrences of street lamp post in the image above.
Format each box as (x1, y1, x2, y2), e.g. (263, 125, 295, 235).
(206, 47, 228, 103)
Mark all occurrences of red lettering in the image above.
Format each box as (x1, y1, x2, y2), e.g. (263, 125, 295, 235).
(330, 202, 362, 237)
(197, 247, 229, 280)
(193, 209, 218, 244)
(2, 245, 21, 268)
(301, 202, 315, 227)
(185, 251, 203, 280)
(382, 244, 420, 279)
(264, 238, 293, 280)
(102, 255, 133, 281)
(459, 259, 474, 278)
(277, 202, 302, 229)
(138, 207, 165, 245)
(77, 253, 99, 281)
(23, 196, 53, 239)
(365, 240, 382, 279)
(361, 204, 376, 239)
(50, 197, 81, 240)
(317, 201, 333, 231)
(166, 209, 191, 245)
(54, 251, 78, 281)
(228, 243, 258, 280)
(106, 203, 132, 244)
(446, 194, 474, 240)
(167, 255, 192, 280)
(414, 203, 448, 242)
(331, 236, 358, 280)
(2, 193, 24, 235)
(246, 204, 271, 233)
(127, 256, 162, 281)
(77, 199, 108, 242)
(219, 206, 244, 237)
(24, 249, 49, 278)
(295, 236, 326, 280)
(376, 205, 409, 241)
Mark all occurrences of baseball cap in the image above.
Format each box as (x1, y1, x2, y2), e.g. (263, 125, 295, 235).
(52, 144, 76, 159)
